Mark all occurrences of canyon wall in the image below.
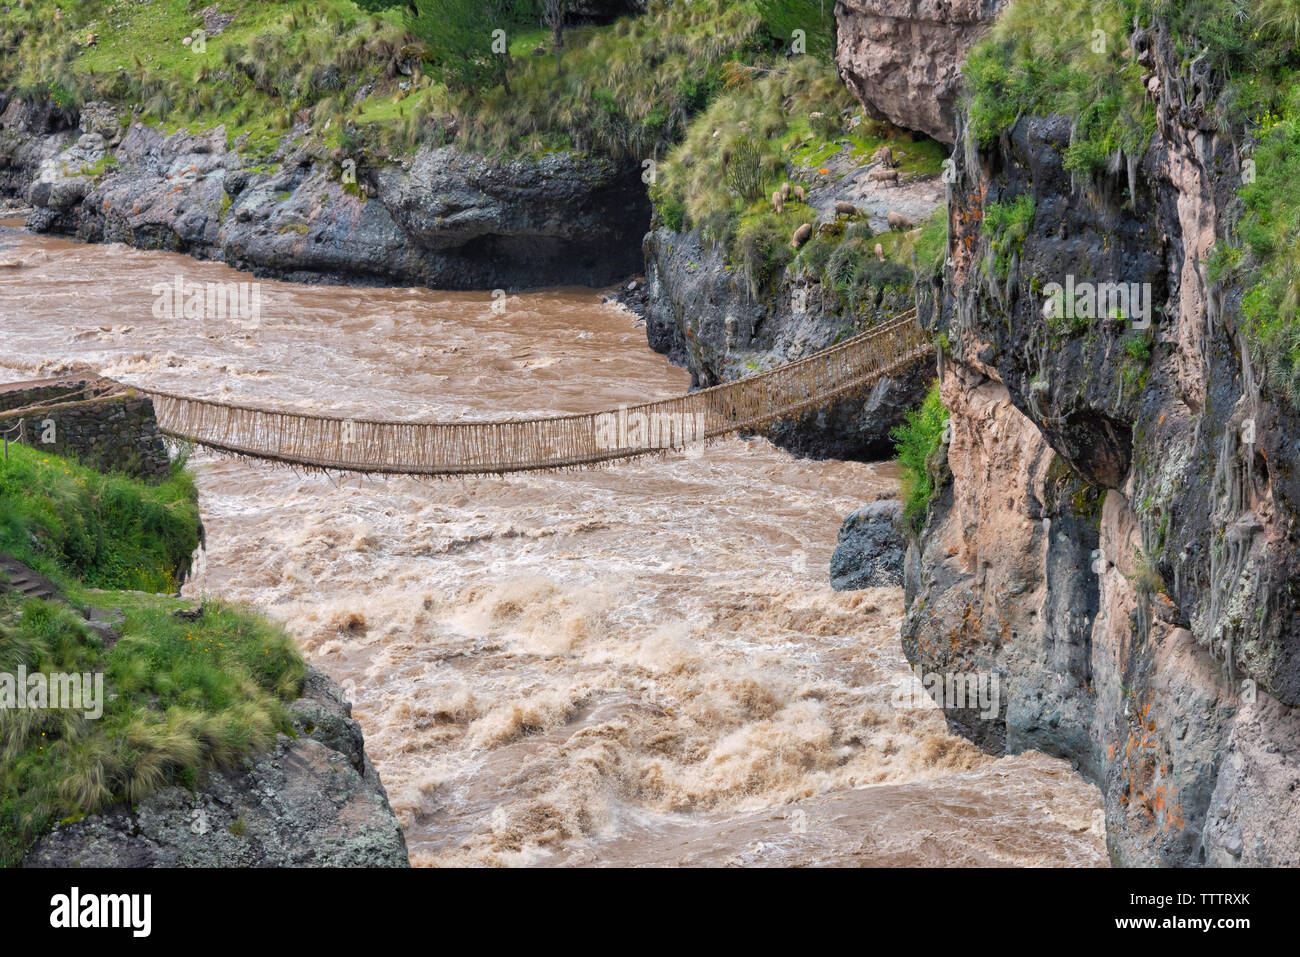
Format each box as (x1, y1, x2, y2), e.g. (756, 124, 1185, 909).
(904, 21, 1300, 865)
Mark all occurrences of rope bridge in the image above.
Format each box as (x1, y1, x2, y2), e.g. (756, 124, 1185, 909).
(142, 311, 931, 476)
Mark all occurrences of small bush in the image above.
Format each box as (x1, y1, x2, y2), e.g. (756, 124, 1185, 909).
(735, 216, 795, 297)
(724, 135, 766, 204)
(892, 382, 949, 529)
(660, 193, 687, 233)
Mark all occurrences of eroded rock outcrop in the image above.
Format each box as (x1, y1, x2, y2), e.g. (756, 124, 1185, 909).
(641, 138, 939, 459)
(24, 665, 409, 868)
(905, 20, 1300, 865)
(0, 98, 648, 290)
(642, 223, 930, 458)
(835, 0, 1002, 144)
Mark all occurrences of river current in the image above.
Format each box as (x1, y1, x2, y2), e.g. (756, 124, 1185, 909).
(0, 225, 1106, 866)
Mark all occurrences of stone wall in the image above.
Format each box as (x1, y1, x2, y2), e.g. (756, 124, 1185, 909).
(0, 376, 172, 482)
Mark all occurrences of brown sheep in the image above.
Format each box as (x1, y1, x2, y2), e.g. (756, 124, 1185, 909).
(772, 190, 784, 214)
(835, 201, 858, 218)
(887, 210, 913, 231)
(871, 145, 897, 168)
(793, 185, 806, 203)
(792, 222, 813, 248)
(780, 181, 791, 201)
(868, 167, 899, 183)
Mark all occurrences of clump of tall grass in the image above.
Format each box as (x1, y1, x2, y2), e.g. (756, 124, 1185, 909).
(0, 594, 304, 866)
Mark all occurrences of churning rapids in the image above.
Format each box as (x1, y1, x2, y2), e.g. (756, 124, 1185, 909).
(0, 224, 1107, 866)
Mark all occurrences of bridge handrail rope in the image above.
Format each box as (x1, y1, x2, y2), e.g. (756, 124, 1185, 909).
(141, 310, 931, 475)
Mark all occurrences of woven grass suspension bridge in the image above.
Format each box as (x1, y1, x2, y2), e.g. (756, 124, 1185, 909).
(137, 311, 929, 476)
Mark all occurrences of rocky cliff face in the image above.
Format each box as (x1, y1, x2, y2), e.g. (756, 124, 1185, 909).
(641, 135, 941, 458)
(0, 97, 648, 290)
(905, 21, 1300, 865)
(643, 223, 929, 458)
(835, 0, 1002, 144)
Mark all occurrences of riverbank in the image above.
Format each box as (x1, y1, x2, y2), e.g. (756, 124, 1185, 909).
(0, 427, 407, 867)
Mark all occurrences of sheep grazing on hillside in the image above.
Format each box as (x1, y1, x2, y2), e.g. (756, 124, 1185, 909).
(887, 210, 913, 231)
(792, 222, 813, 248)
(772, 190, 784, 214)
(871, 145, 897, 168)
(780, 181, 791, 201)
(835, 201, 858, 218)
(868, 167, 898, 184)
(793, 185, 806, 203)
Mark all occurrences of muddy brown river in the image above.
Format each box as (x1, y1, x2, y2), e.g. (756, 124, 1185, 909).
(0, 224, 1107, 866)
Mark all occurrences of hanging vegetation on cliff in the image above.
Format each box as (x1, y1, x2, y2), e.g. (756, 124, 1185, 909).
(892, 382, 949, 529)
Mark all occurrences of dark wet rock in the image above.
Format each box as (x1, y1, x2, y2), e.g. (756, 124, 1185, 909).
(0, 100, 650, 291)
(830, 499, 905, 589)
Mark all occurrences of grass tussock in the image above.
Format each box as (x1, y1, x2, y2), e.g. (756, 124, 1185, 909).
(963, 0, 1154, 176)
(653, 54, 945, 306)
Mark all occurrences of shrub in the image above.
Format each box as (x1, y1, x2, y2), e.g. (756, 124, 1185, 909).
(735, 216, 795, 296)
(724, 135, 766, 203)
(892, 382, 949, 529)
(660, 193, 687, 233)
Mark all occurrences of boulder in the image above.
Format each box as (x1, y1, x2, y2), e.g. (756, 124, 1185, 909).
(830, 499, 906, 590)
(836, 0, 1002, 144)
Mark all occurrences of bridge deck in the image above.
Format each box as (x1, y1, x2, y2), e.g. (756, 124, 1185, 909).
(141, 311, 931, 476)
